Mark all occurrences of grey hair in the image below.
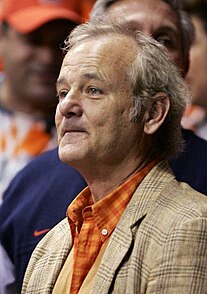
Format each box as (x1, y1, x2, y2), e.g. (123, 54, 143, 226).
(90, 0, 195, 74)
(63, 19, 189, 159)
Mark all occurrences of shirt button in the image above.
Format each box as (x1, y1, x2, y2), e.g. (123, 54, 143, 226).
(101, 228, 108, 236)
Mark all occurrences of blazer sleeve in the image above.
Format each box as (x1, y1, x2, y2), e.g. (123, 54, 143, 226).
(147, 216, 207, 293)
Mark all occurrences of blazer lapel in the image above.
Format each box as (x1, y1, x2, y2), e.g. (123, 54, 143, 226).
(91, 161, 174, 293)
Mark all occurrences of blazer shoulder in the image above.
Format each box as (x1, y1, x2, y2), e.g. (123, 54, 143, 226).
(156, 179, 207, 224)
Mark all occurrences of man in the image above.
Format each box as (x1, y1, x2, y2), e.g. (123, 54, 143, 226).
(2, 0, 207, 292)
(0, 0, 82, 200)
(22, 19, 207, 293)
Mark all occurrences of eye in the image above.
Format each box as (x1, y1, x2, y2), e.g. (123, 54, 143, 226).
(156, 36, 174, 50)
(57, 90, 68, 100)
(87, 86, 102, 96)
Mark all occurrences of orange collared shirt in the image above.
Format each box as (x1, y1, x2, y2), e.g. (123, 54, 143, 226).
(67, 161, 157, 294)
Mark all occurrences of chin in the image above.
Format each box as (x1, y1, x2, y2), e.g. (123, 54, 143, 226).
(58, 147, 70, 163)
(58, 146, 82, 166)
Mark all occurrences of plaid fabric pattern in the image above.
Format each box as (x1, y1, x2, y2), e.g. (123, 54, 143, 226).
(22, 161, 207, 294)
(67, 161, 156, 293)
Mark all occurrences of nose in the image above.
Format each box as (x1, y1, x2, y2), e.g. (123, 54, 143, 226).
(58, 93, 83, 118)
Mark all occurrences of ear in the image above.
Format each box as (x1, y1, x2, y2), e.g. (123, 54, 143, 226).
(144, 93, 170, 135)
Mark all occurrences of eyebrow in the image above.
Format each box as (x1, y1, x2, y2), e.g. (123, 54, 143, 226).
(127, 19, 179, 36)
(83, 72, 105, 82)
(153, 25, 180, 37)
(56, 72, 105, 87)
(56, 77, 66, 88)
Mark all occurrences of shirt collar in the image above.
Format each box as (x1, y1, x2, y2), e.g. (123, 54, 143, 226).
(67, 160, 158, 241)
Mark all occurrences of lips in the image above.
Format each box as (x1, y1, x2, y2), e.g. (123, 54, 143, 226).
(62, 126, 86, 137)
(60, 127, 87, 145)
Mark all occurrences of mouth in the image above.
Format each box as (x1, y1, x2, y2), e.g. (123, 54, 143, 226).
(62, 127, 86, 136)
(60, 128, 87, 145)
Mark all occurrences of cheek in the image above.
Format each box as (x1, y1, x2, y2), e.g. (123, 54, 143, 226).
(167, 46, 184, 73)
(85, 102, 110, 129)
(173, 53, 184, 73)
(100, 109, 130, 140)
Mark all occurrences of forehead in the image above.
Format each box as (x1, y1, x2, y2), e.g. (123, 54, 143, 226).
(61, 34, 137, 79)
(108, 0, 181, 34)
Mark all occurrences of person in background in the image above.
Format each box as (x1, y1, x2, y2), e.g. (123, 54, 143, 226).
(181, 0, 207, 140)
(2, 0, 207, 291)
(23, 18, 207, 293)
(0, 0, 82, 201)
(0, 0, 85, 292)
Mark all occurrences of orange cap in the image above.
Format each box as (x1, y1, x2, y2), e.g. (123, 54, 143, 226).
(0, 0, 83, 33)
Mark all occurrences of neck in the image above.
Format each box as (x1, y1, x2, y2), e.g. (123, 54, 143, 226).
(78, 155, 153, 203)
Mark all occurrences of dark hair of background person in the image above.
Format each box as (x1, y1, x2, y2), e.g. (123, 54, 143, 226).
(183, 0, 207, 33)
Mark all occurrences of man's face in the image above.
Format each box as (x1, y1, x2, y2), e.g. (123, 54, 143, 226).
(107, 0, 184, 75)
(0, 20, 76, 115)
(56, 35, 142, 170)
(186, 16, 207, 107)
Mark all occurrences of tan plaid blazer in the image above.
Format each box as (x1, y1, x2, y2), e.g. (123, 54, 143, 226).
(22, 161, 207, 294)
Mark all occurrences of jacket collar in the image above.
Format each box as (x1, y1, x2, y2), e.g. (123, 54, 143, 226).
(91, 160, 175, 293)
